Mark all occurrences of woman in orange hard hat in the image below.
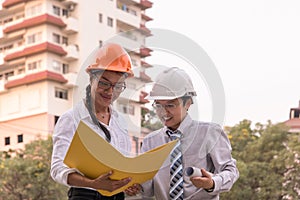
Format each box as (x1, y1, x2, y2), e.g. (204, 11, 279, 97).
(50, 43, 138, 200)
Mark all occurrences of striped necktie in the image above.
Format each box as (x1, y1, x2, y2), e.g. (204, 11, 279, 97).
(167, 130, 184, 200)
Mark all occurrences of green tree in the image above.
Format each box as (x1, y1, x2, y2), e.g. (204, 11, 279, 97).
(222, 120, 300, 199)
(226, 119, 258, 158)
(283, 132, 300, 199)
(141, 109, 163, 131)
(0, 136, 68, 200)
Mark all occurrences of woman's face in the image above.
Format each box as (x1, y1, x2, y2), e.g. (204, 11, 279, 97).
(90, 71, 126, 110)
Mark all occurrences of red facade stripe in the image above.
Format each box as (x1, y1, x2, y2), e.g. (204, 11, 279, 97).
(2, 0, 24, 8)
(3, 14, 66, 33)
(5, 70, 67, 89)
(4, 42, 67, 61)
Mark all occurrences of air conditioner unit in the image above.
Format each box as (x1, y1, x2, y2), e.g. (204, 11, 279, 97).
(68, 4, 75, 11)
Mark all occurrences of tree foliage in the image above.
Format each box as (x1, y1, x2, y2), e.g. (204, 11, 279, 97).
(0, 119, 299, 199)
(221, 120, 300, 199)
(0, 136, 68, 200)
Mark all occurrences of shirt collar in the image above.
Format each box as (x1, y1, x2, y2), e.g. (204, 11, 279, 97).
(164, 114, 193, 136)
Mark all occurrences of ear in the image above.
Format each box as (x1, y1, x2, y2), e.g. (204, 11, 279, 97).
(185, 98, 192, 111)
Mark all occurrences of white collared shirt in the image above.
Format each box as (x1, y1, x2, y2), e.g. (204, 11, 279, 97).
(141, 115, 239, 200)
(50, 100, 131, 187)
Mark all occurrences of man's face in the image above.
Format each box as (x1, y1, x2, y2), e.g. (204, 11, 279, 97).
(153, 98, 190, 130)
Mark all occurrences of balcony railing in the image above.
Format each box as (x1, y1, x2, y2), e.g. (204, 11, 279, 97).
(63, 72, 77, 88)
(61, 0, 79, 6)
(0, 79, 7, 93)
(62, 44, 79, 61)
(62, 16, 79, 34)
(0, 53, 4, 66)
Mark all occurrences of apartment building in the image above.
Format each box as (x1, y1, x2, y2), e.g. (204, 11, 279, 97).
(285, 100, 300, 133)
(0, 0, 153, 153)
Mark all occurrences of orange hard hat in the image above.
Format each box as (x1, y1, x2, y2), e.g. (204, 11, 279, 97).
(86, 43, 134, 77)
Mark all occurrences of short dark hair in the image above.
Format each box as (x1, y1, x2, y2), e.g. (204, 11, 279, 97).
(181, 96, 193, 105)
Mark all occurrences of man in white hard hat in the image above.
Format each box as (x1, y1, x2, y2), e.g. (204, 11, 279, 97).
(140, 67, 239, 200)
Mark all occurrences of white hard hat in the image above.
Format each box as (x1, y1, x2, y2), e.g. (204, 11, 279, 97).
(146, 67, 197, 100)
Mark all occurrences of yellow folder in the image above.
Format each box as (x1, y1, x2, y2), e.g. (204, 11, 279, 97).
(63, 121, 177, 196)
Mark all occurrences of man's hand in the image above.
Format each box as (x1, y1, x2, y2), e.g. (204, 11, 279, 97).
(190, 168, 214, 190)
(124, 183, 142, 196)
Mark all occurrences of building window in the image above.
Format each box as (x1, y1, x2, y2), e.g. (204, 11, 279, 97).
(28, 60, 41, 71)
(17, 134, 23, 143)
(53, 33, 61, 44)
(5, 71, 14, 79)
(131, 59, 137, 66)
(62, 63, 69, 74)
(52, 60, 61, 72)
(55, 88, 68, 100)
(120, 104, 135, 115)
(5, 137, 10, 145)
(17, 67, 25, 75)
(1, 17, 12, 25)
(107, 17, 113, 27)
(0, 44, 13, 53)
(62, 36, 68, 45)
(99, 13, 103, 23)
(27, 32, 42, 44)
(62, 9, 68, 17)
(53, 5, 61, 16)
(26, 4, 42, 17)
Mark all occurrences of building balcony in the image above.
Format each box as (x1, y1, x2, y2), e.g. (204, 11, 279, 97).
(1, 0, 35, 8)
(139, 46, 152, 57)
(112, 32, 141, 52)
(3, 14, 65, 34)
(5, 70, 67, 89)
(4, 42, 67, 62)
(62, 44, 79, 61)
(139, 91, 149, 103)
(61, 0, 79, 6)
(116, 8, 139, 28)
(7, 73, 25, 81)
(0, 53, 4, 66)
(136, 0, 153, 10)
(0, 29, 25, 45)
(0, 79, 7, 93)
(2, 17, 24, 31)
(63, 72, 77, 88)
(139, 24, 151, 36)
(62, 16, 79, 34)
(141, 60, 152, 68)
(0, 25, 3, 39)
(0, 1, 24, 17)
(141, 13, 153, 22)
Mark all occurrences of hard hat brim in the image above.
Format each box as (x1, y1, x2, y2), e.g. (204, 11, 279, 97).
(144, 95, 180, 100)
(86, 66, 134, 77)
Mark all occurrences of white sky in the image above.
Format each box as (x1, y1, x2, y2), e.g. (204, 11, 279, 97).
(145, 0, 300, 126)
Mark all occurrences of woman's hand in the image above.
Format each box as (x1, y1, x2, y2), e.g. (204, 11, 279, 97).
(68, 171, 131, 192)
(89, 171, 132, 192)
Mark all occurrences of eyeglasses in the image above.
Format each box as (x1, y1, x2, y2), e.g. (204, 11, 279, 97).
(98, 80, 126, 92)
(152, 102, 180, 110)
